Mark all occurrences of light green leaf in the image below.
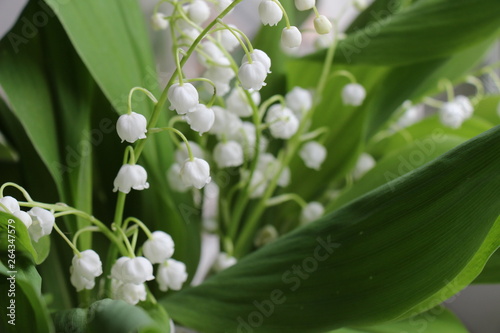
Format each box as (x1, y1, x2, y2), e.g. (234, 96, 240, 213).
(162, 126, 500, 333)
(473, 246, 500, 284)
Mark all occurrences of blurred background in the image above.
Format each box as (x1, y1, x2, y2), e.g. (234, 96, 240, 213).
(1, 1, 499, 332)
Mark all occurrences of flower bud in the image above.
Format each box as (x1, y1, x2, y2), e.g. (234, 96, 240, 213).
(258, 0, 283, 26)
(187, 0, 210, 24)
(115, 282, 147, 305)
(299, 141, 327, 170)
(180, 158, 212, 189)
(175, 141, 204, 165)
(210, 106, 243, 137)
(285, 86, 313, 118)
(353, 153, 376, 179)
(281, 26, 302, 48)
(72, 249, 103, 281)
(213, 252, 237, 272)
(213, 141, 244, 168)
(143, 231, 175, 264)
(113, 164, 150, 194)
(396, 101, 425, 128)
(168, 83, 199, 114)
(116, 112, 147, 143)
(157, 259, 188, 291)
(254, 225, 278, 247)
(227, 88, 261, 117)
(341, 83, 366, 106)
(455, 95, 474, 119)
(70, 267, 95, 291)
(0, 196, 20, 214)
(242, 49, 272, 74)
(110, 257, 129, 281)
(354, 0, 369, 11)
(242, 169, 267, 199)
(239, 61, 268, 91)
(300, 202, 324, 224)
(184, 104, 215, 135)
(151, 13, 168, 30)
(265, 104, 299, 139)
(120, 257, 155, 285)
(439, 101, 465, 129)
(294, 0, 315, 11)
(28, 207, 55, 242)
(314, 15, 332, 35)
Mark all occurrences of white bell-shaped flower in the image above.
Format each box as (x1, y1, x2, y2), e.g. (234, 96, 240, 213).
(210, 106, 243, 137)
(217, 24, 240, 51)
(13, 211, 32, 229)
(257, 153, 278, 178)
(239, 61, 268, 91)
(167, 163, 190, 193)
(213, 252, 237, 272)
(202, 181, 219, 233)
(113, 164, 149, 194)
(455, 95, 474, 119)
(396, 101, 425, 128)
(439, 101, 465, 129)
(175, 141, 204, 165)
(342, 83, 366, 106)
(180, 158, 212, 189)
(28, 207, 55, 242)
(216, 0, 234, 13)
(299, 141, 327, 170)
(143, 231, 175, 264)
(213, 141, 244, 168)
(300, 202, 325, 224)
(72, 249, 103, 281)
(110, 257, 130, 281)
(353, 153, 376, 179)
(70, 267, 96, 291)
(0, 196, 20, 213)
(120, 257, 155, 285)
(204, 66, 236, 85)
(278, 166, 291, 187)
(151, 12, 168, 30)
(242, 169, 268, 199)
(116, 112, 147, 143)
(115, 282, 147, 305)
(354, 0, 369, 11)
(168, 83, 199, 114)
(285, 86, 313, 118)
(184, 104, 215, 135)
(294, 0, 315, 11)
(198, 41, 230, 67)
(156, 259, 188, 291)
(258, 0, 283, 26)
(227, 88, 261, 117)
(314, 15, 332, 35)
(265, 104, 299, 139)
(187, 0, 210, 24)
(281, 26, 302, 48)
(254, 225, 278, 247)
(242, 49, 272, 73)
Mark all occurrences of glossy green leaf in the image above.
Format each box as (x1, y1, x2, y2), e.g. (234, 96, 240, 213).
(333, 307, 468, 333)
(474, 95, 500, 125)
(162, 126, 500, 333)
(0, 133, 18, 163)
(473, 242, 500, 284)
(0, 260, 54, 333)
(309, 0, 500, 66)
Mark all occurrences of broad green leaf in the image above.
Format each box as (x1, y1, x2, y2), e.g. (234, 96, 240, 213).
(162, 126, 500, 333)
(0, 133, 18, 163)
(345, 0, 412, 34)
(473, 246, 500, 284)
(333, 307, 468, 333)
(309, 0, 500, 66)
(474, 95, 500, 125)
(52, 308, 87, 333)
(0, 260, 54, 333)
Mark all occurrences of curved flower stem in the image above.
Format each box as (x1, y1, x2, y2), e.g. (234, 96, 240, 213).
(328, 70, 357, 84)
(185, 78, 217, 106)
(128, 87, 158, 114)
(258, 95, 286, 120)
(0, 182, 34, 202)
(53, 223, 81, 256)
(465, 75, 485, 104)
(123, 146, 136, 165)
(272, 0, 291, 28)
(265, 193, 308, 208)
(439, 78, 455, 101)
(300, 127, 330, 142)
(73, 226, 100, 247)
(112, 224, 135, 257)
(122, 217, 154, 239)
(150, 127, 194, 160)
(215, 19, 254, 62)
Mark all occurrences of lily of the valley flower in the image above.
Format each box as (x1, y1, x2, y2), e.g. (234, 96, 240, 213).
(168, 83, 199, 114)
(243, 49, 272, 73)
(28, 207, 55, 242)
(353, 153, 376, 179)
(143, 231, 175, 264)
(285, 86, 313, 118)
(210, 106, 243, 137)
(213, 252, 237, 272)
(116, 112, 147, 143)
(239, 61, 268, 91)
(184, 104, 215, 135)
(0, 196, 32, 228)
(156, 259, 188, 291)
(187, 0, 211, 24)
(115, 282, 147, 305)
(314, 15, 332, 35)
(180, 158, 212, 189)
(258, 0, 283, 26)
(167, 163, 190, 193)
(71, 250, 103, 281)
(265, 104, 299, 139)
(151, 12, 168, 30)
(281, 26, 302, 48)
(175, 141, 205, 165)
(300, 201, 325, 224)
(227, 88, 261, 117)
(342, 83, 366, 106)
(113, 164, 150, 194)
(299, 141, 327, 170)
(294, 0, 315, 11)
(213, 141, 244, 168)
(120, 257, 155, 285)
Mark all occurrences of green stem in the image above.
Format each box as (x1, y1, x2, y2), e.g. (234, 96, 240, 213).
(128, 87, 158, 114)
(0, 182, 33, 202)
(150, 127, 194, 160)
(265, 193, 308, 208)
(272, 0, 290, 28)
(53, 223, 81, 256)
(122, 217, 154, 239)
